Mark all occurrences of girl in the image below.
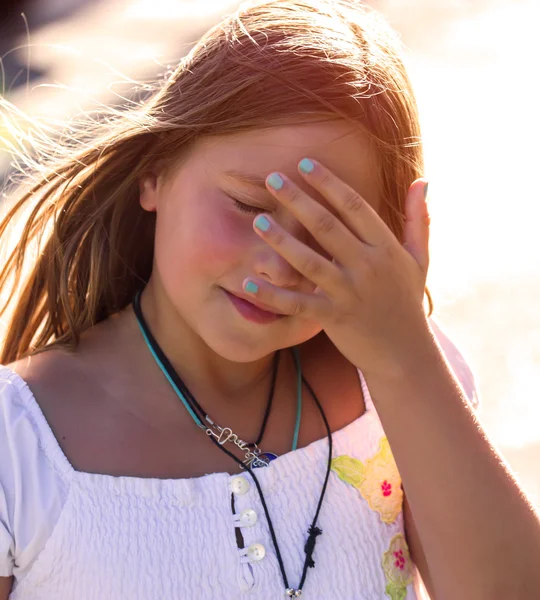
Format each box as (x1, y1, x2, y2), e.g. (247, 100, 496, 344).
(0, 0, 539, 598)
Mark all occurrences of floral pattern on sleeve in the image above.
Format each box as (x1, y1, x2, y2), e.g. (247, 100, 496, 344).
(382, 533, 414, 599)
(330, 436, 403, 524)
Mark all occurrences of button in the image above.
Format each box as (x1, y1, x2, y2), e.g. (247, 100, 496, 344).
(247, 543, 266, 562)
(230, 476, 250, 495)
(239, 508, 257, 527)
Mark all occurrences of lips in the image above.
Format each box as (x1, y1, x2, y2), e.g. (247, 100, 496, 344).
(233, 292, 281, 315)
(223, 289, 285, 324)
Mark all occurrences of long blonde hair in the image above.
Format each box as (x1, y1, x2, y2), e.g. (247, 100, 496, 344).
(0, 0, 428, 364)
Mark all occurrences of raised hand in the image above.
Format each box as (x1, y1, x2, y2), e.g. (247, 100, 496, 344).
(243, 158, 433, 377)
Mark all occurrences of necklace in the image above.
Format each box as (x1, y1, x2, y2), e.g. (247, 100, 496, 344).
(133, 291, 333, 597)
(179, 353, 281, 469)
(132, 291, 302, 468)
(167, 346, 281, 468)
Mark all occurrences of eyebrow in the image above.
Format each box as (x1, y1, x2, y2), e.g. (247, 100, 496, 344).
(222, 170, 269, 191)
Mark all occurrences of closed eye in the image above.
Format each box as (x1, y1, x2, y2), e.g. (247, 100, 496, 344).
(228, 195, 267, 215)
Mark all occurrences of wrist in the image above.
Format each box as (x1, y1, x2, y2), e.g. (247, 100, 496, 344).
(361, 319, 440, 382)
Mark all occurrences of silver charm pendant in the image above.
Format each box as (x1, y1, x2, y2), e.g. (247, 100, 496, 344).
(285, 589, 302, 597)
(205, 424, 273, 469)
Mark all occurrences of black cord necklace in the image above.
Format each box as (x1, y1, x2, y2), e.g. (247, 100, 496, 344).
(133, 292, 333, 597)
(132, 292, 282, 467)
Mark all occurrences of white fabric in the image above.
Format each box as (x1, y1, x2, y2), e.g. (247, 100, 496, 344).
(0, 322, 478, 599)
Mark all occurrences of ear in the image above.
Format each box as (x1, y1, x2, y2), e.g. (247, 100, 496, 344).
(139, 172, 159, 212)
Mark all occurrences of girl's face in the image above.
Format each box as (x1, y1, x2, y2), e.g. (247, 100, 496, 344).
(140, 120, 381, 362)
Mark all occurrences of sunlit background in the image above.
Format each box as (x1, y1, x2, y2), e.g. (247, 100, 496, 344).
(1, 0, 539, 507)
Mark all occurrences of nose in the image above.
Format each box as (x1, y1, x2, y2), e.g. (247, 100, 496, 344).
(252, 221, 308, 289)
(252, 244, 301, 289)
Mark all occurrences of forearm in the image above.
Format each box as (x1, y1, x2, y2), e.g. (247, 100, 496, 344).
(365, 328, 540, 599)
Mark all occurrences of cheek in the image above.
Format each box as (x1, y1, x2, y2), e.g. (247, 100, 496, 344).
(156, 204, 253, 279)
(192, 210, 253, 265)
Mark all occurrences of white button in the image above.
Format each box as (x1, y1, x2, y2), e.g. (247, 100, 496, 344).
(247, 543, 266, 562)
(230, 476, 250, 495)
(239, 508, 258, 527)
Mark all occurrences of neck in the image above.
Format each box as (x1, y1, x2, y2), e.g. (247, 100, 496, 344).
(133, 284, 285, 415)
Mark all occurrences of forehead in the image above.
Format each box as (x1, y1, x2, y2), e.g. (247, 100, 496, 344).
(187, 120, 381, 209)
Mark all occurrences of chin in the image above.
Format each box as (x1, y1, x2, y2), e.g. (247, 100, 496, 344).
(200, 323, 323, 364)
(203, 334, 283, 363)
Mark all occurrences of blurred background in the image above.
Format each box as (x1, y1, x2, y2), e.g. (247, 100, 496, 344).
(0, 0, 539, 506)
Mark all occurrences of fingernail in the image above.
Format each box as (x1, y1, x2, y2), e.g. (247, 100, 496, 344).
(254, 215, 271, 231)
(267, 173, 284, 190)
(245, 281, 259, 294)
(299, 158, 314, 174)
(424, 182, 429, 200)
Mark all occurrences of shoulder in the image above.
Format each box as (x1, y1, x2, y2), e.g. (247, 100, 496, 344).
(0, 361, 47, 438)
(8, 348, 90, 407)
(0, 352, 80, 474)
(0, 350, 87, 481)
(4, 347, 122, 476)
(429, 317, 480, 409)
(5, 309, 135, 414)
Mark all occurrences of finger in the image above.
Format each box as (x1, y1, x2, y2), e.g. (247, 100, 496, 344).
(296, 158, 389, 246)
(402, 179, 430, 274)
(265, 171, 363, 267)
(252, 213, 345, 293)
(242, 277, 332, 320)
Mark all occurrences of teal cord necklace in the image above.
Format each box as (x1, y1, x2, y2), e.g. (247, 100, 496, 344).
(133, 291, 303, 467)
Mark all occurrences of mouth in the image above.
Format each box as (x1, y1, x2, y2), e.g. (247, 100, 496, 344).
(222, 289, 286, 325)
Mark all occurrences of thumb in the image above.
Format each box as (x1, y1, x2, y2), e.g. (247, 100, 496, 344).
(402, 179, 430, 274)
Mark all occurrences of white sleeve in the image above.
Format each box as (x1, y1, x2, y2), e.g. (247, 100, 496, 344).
(0, 490, 14, 577)
(429, 318, 481, 410)
(0, 367, 69, 580)
(0, 374, 18, 577)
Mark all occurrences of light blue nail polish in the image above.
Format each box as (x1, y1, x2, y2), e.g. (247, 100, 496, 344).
(245, 281, 259, 294)
(299, 158, 314, 174)
(254, 215, 271, 231)
(267, 173, 284, 190)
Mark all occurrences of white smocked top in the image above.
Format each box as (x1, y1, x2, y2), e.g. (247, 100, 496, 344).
(0, 323, 478, 599)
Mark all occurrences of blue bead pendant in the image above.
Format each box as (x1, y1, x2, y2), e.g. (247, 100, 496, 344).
(253, 452, 278, 467)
